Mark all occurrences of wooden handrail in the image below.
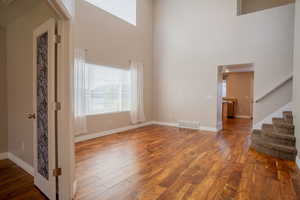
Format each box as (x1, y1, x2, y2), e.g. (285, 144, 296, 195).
(255, 74, 293, 103)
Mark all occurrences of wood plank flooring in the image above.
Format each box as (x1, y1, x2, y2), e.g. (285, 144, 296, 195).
(75, 119, 300, 200)
(0, 159, 47, 200)
(1, 119, 300, 199)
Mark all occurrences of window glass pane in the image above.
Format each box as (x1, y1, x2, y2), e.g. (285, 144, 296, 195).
(83, 0, 136, 25)
(86, 64, 131, 115)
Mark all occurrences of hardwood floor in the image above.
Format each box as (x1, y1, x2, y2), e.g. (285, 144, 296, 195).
(0, 159, 47, 200)
(75, 119, 300, 200)
(1, 119, 299, 199)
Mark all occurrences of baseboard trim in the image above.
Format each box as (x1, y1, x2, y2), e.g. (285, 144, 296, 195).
(152, 121, 177, 127)
(7, 153, 34, 176)
(73, 180, 78, 198)
(217, 121, 223, 131)
(152, 121, 217, 132)
(296, 156, 300, 170)
(200, 126, 218, 132)
(0, 152, 8, 160)
(235, 115, 252, 119)
(75, 121, 154, 143)
(75, 120, 219, 143)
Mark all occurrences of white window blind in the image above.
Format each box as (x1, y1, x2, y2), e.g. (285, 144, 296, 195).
(86, 64, 131, 115)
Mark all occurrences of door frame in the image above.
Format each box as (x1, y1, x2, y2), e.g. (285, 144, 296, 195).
(216, 63, 255, 131)
(56, 20, 76, 200)
(46, 1, 75, 199)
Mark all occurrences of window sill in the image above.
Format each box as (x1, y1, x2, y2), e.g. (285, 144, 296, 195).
(87, 110, 130, 117)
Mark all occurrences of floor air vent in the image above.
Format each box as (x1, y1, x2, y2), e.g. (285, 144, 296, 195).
(178, 121, 200, 130)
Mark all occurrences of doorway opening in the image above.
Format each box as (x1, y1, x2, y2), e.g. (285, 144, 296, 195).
(217, 64, 254, 130)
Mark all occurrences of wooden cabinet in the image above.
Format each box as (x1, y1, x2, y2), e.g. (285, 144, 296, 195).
(222, 97, 237, 118)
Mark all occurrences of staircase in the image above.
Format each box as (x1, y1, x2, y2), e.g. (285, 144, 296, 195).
(251, 111, 297, 160)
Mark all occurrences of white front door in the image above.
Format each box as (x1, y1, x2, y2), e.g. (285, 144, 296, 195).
(32, 18, 57, 200)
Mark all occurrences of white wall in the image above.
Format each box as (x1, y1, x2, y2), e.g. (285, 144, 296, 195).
(74, 0, 153, 135)
(0, 28, 7, 154)
(153, 0, 294, 129)
(6, 1, 59, 165)
(293, 0, 300, 157)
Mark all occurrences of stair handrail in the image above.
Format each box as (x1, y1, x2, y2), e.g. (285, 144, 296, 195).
(255, 74, 293, 103)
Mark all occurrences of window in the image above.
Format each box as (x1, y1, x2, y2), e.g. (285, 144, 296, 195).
(83, 0, 136, 25)
(86, 64, 131, 115)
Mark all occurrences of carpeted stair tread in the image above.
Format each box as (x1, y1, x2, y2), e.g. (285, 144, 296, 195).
(252, 136, 297, 154)
(263, 131, 295, 141)
(272, 118, 294, 129)
(252, 129, 261, 136)
(262, 124, 274, 133)
(283, 111, 293, 117)
(251, 111, 296, 160)
(251, 142, 296, 160)
(262, 130, 296, 146)
(283, 111, 293, 123)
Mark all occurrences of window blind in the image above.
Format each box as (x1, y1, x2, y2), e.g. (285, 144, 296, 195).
(86, 64, 131, 115)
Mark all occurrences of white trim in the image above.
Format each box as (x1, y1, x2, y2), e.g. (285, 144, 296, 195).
(48, 0, 73, 19)
(253, 102, 292, 129)
(255, 74, 293, 103)
(0, 152, 8, 160)
(296, 156, 300, 170)
(152, 121, 178, 127)
(45, 2, 73, 199)
(223, 66, 254, 73)
(1, 152, 34, 175)
(217, 121, 223, 131)
(75, 121, 153, 143)
(7, 153, 34, 176)
(56, 20, 74, 200)
(73, 180, 78, 198)
(200, 126, 218, 132)
(75, 120, 219, 143)
(235, 115, 252, 119)
(152, 121, 218, 132)
(237, 0, 243, 15)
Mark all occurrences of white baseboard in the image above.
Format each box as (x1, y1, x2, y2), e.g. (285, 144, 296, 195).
(296, 156, 300, 170)
(0, 152, 8, 160)
(152, 121, 218, 132)
(73, 180, 78, 198)
(235, 115, 252, 119)
(253, 102, 292, 129)
(200, 126, 218, 132)
(75, 121, 154, 143)
(76, 120, 218, 143)
(217, 121, 223, 131)
(7, 153, 34, 176)
(152, 121, 177, 127)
